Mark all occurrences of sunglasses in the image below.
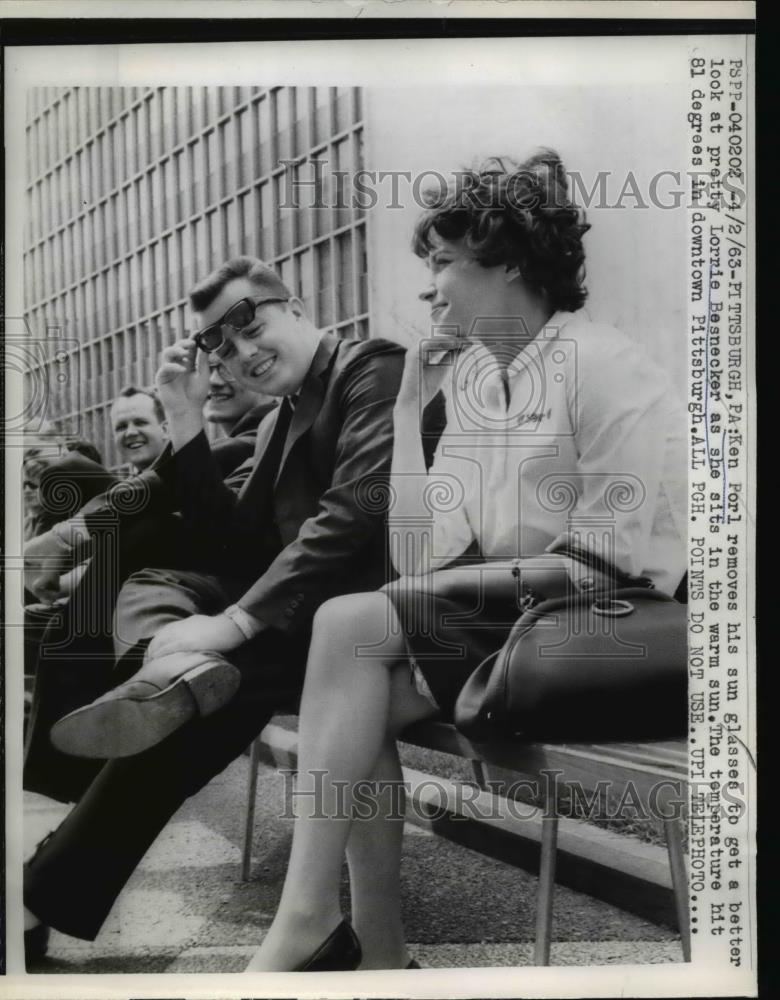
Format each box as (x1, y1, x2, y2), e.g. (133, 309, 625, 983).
(193, 296, 289, 355)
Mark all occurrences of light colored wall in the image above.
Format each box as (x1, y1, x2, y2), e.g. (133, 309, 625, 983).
(363, 84, 688, 396)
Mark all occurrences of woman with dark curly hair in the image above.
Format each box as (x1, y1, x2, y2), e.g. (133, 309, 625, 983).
(246, 150, 686, 971)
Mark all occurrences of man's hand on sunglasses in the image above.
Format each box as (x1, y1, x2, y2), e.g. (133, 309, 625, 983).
(157, 338, 210, 413)
(156, 338, 211, 451)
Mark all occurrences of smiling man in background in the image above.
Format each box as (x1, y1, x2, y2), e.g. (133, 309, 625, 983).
(109, 386, 169, 472)
(203, 353, 277, 464)
(203, 354, 274, 434)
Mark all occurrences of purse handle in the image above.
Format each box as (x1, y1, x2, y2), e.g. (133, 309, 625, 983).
(547, 541, 656, 591)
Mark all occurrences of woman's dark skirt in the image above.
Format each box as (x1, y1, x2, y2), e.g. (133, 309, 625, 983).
(382, 559, 574, 719)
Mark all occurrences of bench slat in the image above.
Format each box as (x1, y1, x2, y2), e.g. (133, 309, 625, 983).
(401, 722, 688, 804)
(577, 743, 688, 769)
(403, 722, 686, 768)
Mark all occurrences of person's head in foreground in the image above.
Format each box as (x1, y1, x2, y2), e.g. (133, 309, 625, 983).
(110, 386, 169, 471)
(413, 148, 591, 351)
(190, 256, 321, 399)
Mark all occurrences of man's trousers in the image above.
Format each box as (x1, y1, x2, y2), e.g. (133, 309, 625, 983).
(24, 566, 309, 941)
(24, 515, 199, 802)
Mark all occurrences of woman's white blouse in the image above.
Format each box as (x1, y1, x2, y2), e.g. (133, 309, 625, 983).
(395, 310, 687, 596)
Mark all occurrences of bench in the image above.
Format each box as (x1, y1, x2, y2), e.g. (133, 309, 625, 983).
(242, 721, 689, 966)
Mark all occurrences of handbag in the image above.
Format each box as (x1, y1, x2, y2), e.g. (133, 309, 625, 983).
(453, 550, 687, 742)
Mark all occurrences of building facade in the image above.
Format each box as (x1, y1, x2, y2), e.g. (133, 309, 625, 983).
(23, 86, 368, 467)
(24, 82, 688, 469)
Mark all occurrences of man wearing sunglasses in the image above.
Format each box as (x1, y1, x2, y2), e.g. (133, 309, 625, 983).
(24, 255, 428, 954)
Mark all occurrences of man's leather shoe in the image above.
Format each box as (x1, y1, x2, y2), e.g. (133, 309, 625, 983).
(24, 923, 50, 964)
(50, 650, 241, 759)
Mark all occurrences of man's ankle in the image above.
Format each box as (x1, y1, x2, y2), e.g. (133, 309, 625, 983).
(24, 906, 41, 931)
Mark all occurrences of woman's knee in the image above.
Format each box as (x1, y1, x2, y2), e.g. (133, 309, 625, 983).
(310, 592, 404, 659)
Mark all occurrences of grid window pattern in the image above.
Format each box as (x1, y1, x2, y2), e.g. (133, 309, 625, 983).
(24, 85, 368, 468)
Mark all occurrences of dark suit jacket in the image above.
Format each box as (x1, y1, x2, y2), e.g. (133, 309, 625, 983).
(75, 402, 274, 538)
(155, 332, 409, 635)
(209, 400, 278, 480)
(35, 454, 118, 537)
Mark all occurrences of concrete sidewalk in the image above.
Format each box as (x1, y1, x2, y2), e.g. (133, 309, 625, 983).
(24, 752, 682, 974)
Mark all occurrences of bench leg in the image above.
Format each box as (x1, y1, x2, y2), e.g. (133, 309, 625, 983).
(533, 815, 559, 966)
(470, 758, 487, 788)
(664, 817, 691, 961)
(241, 736, 262, 881)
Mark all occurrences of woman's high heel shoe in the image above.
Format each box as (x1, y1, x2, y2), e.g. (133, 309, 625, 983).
(295, 920, 362, 972)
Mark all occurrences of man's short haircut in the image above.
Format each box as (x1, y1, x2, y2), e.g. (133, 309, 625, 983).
(189, 256, 292, 313)
(412, 149, 591, 313)
(113, 385, 166, 425)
